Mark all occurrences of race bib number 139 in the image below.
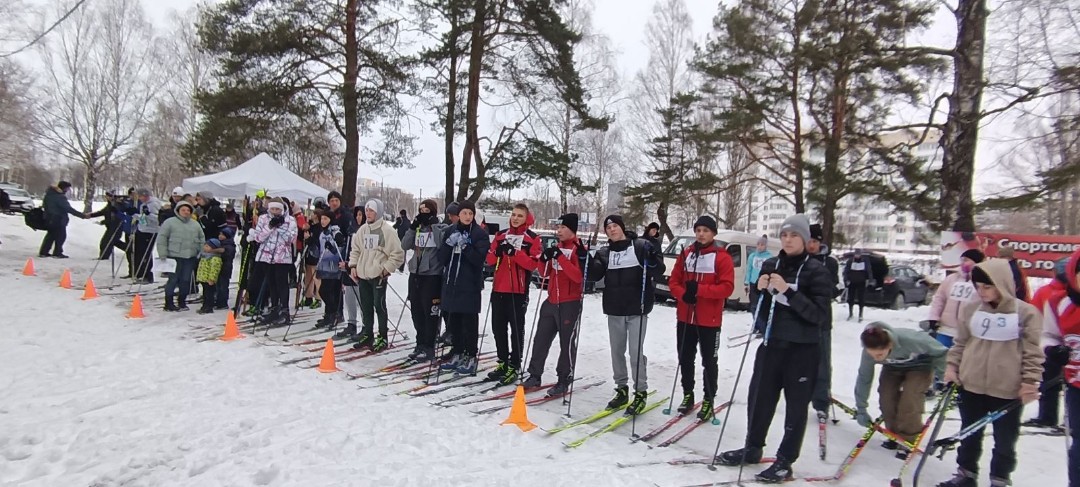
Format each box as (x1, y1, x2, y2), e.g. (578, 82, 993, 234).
(969, 310, 1020, 342)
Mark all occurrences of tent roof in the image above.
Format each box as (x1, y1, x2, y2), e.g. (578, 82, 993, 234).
(181, 153, 330, 202)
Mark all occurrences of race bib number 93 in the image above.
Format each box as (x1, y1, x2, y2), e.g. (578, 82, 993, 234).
(969, 310, 1020, 342)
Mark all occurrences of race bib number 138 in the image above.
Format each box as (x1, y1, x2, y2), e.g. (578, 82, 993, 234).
(969, 310, 1020, 342)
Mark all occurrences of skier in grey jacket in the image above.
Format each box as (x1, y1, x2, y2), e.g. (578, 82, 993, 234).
(401, 199, 448, 361)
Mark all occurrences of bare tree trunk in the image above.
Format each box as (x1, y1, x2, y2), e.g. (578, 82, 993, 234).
(81, 162, 98, 213)
(444, 51, 459, 207)
(341, 0, 360, 207)
(457, 0, 487, 203)
(657, 200, 672, 240)
(939, 0, 987, 232)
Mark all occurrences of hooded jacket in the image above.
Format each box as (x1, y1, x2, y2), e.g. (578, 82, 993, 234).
(348, 203, 405, 280)
(1040, 250, 1080, 388)
(251, 212, 298, 264)
(745, 248, 773, 286)
(537, 237, 586, 304)
(948, 259, 1044, 400)
(928, 270, 976, 337)
(589, 234, 666, 317)
(156, 203, 205, 259)
(669, 240, 736, 327)
(198, 198, 226, 240)
(437, 220, 491, 314)
(855, 323, 948, 411)
(753, 251, 834, 344)
(401, 214, 448, 276)
(486, 212, 541, 294)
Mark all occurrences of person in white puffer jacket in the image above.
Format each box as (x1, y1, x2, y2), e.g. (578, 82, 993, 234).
(250, 197, 297, 325)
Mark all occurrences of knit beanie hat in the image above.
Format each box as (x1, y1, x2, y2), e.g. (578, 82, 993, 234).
(557, 213, 579, 234)
(693, 215, 718, 234)
(809, 223, 824, 242)
(446, 201, 461, 216)
(420, 199, 438, 215)
(960, 248, 985, 264)
(779, 214, 812, 244)
(207, 238, 222, 249)
(603, 214, 625, 233)
(457, 200, 476, 215)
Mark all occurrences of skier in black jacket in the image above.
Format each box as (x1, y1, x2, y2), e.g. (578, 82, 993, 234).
(715, 214, 833, 483)
(196, 191, 227, 240)
(590, 215, 666, 416)
(807, 223, 839, 415)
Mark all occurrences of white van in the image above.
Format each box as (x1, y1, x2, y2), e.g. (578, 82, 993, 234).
(655, 229, 782, 308)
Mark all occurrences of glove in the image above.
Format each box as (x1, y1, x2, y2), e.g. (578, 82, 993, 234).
(683, 280, 699, 304)
(141, 206, 150, 215)
(540, 246, 561, 262)
(497, 241, 515, 257)
(411, 214, 425, 229)
(269, 215, 285, 228)
(1046, 345, 1071, 367)
(575, 242, 588, 258)
(855, 409, 872, 427)
(1019, 382, 1040, 405)
(328, 225, 340, 235)
(943, 365, 959, 386)
(445, 232, 467, 248)
(324, 239, 335, 252)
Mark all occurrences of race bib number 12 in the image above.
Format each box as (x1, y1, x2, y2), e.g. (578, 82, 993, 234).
(969, 310, 1020, 342)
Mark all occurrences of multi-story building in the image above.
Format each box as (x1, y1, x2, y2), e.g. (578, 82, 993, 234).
(744, 129, 941, 255)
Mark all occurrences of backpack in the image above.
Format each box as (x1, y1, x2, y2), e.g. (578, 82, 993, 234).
(24, 207, 48, 231)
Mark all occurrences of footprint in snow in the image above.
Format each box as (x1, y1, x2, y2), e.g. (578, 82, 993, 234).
(253, 464, 280, 485)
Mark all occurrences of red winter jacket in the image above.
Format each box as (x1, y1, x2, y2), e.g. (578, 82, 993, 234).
(1032, 279, 1067, 314)
(537, 238, 585, 304)
(486, 213, 540, 294)
(669, 241, 736, 327)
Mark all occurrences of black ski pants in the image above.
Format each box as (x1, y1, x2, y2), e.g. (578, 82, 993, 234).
(677, 321, 721, 400)
(409, 274, 443, 352)
(956, 389, 1022, 481)
(39, 219, 68, 256)
(527, 300, 582, 382)
(847, 283, 866, 316)
(266, 263, 292, 313)
(358, 277, 389, 338)
(319, 278, 342, 319)
(447, 312, 479, 357)
(215, 262, 232, 308)
(745, 342, 820, 463)
(491, 292, 529, 369)
(130, 232, 155, 281)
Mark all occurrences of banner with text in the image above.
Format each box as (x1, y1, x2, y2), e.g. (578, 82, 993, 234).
(940, 231, 1080, 278)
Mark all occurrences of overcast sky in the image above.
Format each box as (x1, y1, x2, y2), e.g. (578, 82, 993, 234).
(16, 0, 1020, 200)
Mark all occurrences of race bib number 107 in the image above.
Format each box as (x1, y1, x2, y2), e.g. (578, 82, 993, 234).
(969, 310, 1020, 342)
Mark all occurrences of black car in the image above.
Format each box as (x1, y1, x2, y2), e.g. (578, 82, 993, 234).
(842, 258, 931, 309)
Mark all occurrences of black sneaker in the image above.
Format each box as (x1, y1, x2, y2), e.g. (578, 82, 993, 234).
(936, 468, 978, 487)
(314, 316, 333, 328)
(714, 447, 763, 466)
(697, 398, 715, 422)
(755, 457, 794, 483)
(606, 386, 629, 410)
(196, 307, 213, 315)
(882, 439, 900, 450)
(546, 380, 571, 397)
(1021, 418, 1056, 428)
(177, 305, 190, 312)
(214, 305, 229, 310)
(625, 391, 648, 416)
(415, 348, 436, 362)
(334, 323, 357, 340)
(521, 375, 542, 389)
(407, 347, 423, 360)
(676, 392, 695, 415)
(163, 303, 179, 312)
(52, 254, 69, 259)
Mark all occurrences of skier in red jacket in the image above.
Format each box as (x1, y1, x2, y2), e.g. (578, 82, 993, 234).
(484, 203, 541, 385)
(669, 215, 736, 421)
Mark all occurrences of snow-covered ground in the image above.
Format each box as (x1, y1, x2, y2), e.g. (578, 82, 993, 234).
(0, 213, 1068, 486)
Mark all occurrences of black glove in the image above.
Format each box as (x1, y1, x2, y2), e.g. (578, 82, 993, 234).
(498, 241, 515, 257)
(412, 214, 425, 229)
(540, 246, 561, 262)
(269, 215, 285, 228)
(324, 239, 335, 252)
(575, 242, 588, 259)
(1046, 345, 1071, 368)
(683, 280, 698, 304)
(141, 206, 150, 215)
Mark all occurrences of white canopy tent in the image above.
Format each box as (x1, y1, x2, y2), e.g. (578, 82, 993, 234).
(181, 153, 330, 203)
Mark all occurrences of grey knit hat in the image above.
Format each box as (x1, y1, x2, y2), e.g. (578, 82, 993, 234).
(779, 214, 811, 244)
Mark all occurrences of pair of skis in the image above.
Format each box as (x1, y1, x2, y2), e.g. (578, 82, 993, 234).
(632, 401, 729, 448)
(561, 394, 670, 449)
(471, 380, 605, 414)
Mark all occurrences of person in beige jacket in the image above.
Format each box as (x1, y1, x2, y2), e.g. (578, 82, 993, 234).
(348, 198, 404, 352)
(938, 258, 1044, 487)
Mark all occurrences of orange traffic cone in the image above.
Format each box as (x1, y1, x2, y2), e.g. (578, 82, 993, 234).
(22, 258, 35, 276)
(500, 385, 537, 432)
(81, 277, 99, 300)
(316, 338, 340, 373)
(126, 294, 146, 319)
(220, 311, 244, 341)
(59, 269, 72, 289)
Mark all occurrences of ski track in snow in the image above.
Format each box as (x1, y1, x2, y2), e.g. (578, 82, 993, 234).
(0, 212, 1069, 486)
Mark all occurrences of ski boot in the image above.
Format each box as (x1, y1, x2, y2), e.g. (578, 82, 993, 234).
(625, 391, 648, 416)
(546, 378, 571, 397)
(676, 392, 695, 415)
(164, 301, 179, 312)
(314, 315, 334, 328)
(371, 336, 388, 353)
(407, 346, 423, 360)
(309, 299, 322, 310)
(334, 323, 357, 340)
(352, 333, 374, 350)
(496, 364, 518, 386)
(606, 386, 629, 410)
(714, 447, 763, 466)
(486, 361, 508, 382)
(755, 457, 794, 483)
(521, 375, 542, 389)
(936, 468, 977, 487)
(196, 306, 214, 315)
(440, 354, 462, 371)
(415, 347, 436, 362)
(882, 439, 900, 450)
(697, 398, 715, 422)
(176, 301, 190, 312)
(456, 356, 478, 375)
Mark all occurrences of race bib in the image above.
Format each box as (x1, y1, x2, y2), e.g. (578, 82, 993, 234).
(416, 232, 436, 248)
(751, 256, 767, 271)
(552, 248, 573, 270)
(362, 234, 379, 250)
(851, 261, 865, 271)
(608, 247, 639, 270)
(772, 283, 799, 307)
(969, 310, 1020, 342)
(684, 253, 716, 274)
(949, 281, 977, 302)
(505, 234, 524, 250)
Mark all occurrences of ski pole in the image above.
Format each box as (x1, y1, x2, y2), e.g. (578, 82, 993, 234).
(88, 224, 123, 282)
(709, 292, 767, 470)
(905, 384, 958, 487)
(663, 247, 700, 416)
(519, 260, 545, 388)
(564, 249, 591, 415)
(732, 295, 776, 484)
(386, 280, 409, 346)
(630, 247, 650, 438)
(932, 376, 1064, 455)
(889, 387, 954, 487)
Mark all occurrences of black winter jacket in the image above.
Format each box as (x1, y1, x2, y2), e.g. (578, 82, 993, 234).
(437, 221, 491, 314)
(754, 251, 834, 344)
(199, 199, 227, 240)
(590, 235, 666, 317)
